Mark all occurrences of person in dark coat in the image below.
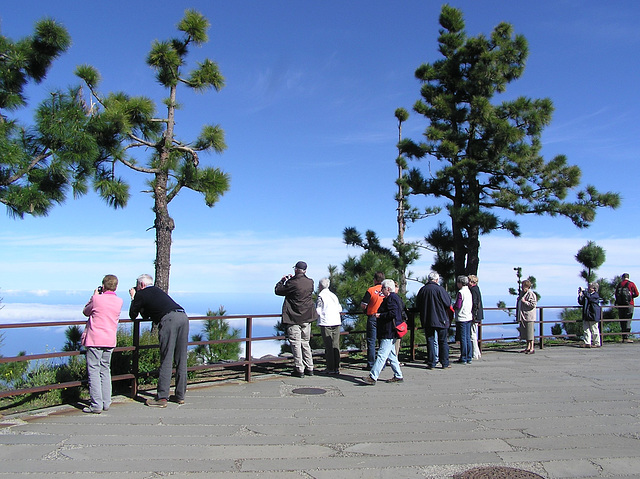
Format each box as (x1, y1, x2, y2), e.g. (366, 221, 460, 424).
(362, 279, 404, 384)
(578, 282, 601, 348)
(275, 261, 317, 377)
(129, 274, 189, 408)
(416, 272, 452, 369)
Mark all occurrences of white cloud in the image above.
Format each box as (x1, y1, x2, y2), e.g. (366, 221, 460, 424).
(2, 231, 639, 306)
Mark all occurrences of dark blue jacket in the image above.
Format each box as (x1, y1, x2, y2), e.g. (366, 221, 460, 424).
(578, 290, 601, 322)
(416, 281, 452, 329)
(376, 292, 404, 339)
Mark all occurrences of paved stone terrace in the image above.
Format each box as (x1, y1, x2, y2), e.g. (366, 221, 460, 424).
(1, 343, 639, 478)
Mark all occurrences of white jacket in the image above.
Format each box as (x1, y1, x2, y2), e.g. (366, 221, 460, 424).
(455, 285, 473, 322)
(316, 288, 342, 327)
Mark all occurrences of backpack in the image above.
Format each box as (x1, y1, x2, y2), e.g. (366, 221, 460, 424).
(615, 282, 632, 305)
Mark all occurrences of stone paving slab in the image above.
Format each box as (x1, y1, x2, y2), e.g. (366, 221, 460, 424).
(0, 343, 639, 478)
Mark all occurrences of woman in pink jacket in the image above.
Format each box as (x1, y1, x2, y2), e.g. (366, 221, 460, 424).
(81, 275, 123, 413)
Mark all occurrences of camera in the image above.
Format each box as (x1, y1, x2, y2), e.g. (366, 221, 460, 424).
(98, 286, 103, 294)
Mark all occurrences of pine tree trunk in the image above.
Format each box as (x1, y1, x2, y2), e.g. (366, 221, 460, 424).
(153, 85, 177, 293)
(154, 170, 174, 293)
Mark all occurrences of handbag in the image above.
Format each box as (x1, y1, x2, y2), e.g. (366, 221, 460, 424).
(395, 320, 408, 338)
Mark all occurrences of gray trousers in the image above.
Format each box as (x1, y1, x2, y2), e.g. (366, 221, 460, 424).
(86, 347, 113, 412)
(157, 311, 190, 400)
(287, 323, 313, 373)
(321, 325, 341, 372)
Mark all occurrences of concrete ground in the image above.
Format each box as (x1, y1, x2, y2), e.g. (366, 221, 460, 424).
(1, 343, 639, 478)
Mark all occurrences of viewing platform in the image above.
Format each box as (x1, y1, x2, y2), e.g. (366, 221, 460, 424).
(1, 342, 639, 478)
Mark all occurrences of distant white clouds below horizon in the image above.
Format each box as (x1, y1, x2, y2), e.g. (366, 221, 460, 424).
(1, 230, 638, 302)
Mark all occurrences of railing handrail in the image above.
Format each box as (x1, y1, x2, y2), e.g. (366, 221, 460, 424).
(0, 305, 636, 400)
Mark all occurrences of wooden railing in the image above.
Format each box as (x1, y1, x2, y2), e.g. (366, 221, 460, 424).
(0, 305, 636, 399)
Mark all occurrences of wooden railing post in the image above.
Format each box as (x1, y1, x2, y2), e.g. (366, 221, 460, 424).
(245, 316, 253, 382)
(539, 308, 545, 349)
(408, 310, 416, 361)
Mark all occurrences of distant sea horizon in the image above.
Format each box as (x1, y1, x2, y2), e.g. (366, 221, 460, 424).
(0, 291, 593, 359)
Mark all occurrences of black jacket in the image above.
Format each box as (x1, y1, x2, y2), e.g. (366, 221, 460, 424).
(416, 281, 451, 329)
(376, 292, 405, 339)
(578, 290, 601, 322)
(129, 286, 182, 324)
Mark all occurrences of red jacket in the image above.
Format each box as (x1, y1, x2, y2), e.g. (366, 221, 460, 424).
(617, 279, 639, 305)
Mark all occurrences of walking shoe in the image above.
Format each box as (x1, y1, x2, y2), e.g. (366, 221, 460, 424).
(426, 365, 434, 370)
(170, 395, 185, 404)
(146, 398, 168, 408)
(442, 365, 451, 369)
(362, 375, 376, 385)
(82, 407, 101, 414)
(291, 370, 304, 378)
(304, 369, 314, 376)
(386, 376, 404, 383)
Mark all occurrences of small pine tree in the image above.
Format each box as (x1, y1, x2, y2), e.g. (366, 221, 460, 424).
(191, 306, 241, 363)
(62, 325, 84, 352)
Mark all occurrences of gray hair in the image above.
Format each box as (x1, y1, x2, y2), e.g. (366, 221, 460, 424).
(457, 275, 469, 286)
(137, 274, 153, 287)
(589, 282, 600, 291)
(381, 279, 395, 291)
(428, 271, 440, 283)
(319, 278, 330, 290)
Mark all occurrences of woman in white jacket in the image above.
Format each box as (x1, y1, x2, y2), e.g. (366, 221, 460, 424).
(316, 278, 343, 374)
(455, 275, 473, 364)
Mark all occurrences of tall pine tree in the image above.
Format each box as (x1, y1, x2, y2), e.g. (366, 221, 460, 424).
(75, 10, 229, 292)
(401, 5, 619, 276)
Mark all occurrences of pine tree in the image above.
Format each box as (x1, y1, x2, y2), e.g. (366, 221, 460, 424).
(1, 19, 100, 217)
(191, 306, 241, 363)
(400, 5, 620, 276)
(75, 10, 230, 292)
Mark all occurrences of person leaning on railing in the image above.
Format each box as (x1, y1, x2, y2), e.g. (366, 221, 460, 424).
(129, 274, 189, 408)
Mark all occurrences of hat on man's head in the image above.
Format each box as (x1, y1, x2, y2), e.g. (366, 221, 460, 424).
(294, 261, 307, 270)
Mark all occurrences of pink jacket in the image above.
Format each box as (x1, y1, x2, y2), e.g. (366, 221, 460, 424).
(82, 292, 123, 347)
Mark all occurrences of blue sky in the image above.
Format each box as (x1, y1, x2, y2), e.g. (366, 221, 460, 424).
(1, 0, 639, 322)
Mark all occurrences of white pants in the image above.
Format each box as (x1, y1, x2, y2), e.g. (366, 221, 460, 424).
(583, 320, 600, 347)
(471, 322, 481, 359)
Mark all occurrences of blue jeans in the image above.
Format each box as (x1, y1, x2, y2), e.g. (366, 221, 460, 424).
(426, 326, 448, 367)
(369, 338, 402, 381)
(458, 320, 472, 363)
(86, 347, 113, 412)
(366, 315, 377, 369)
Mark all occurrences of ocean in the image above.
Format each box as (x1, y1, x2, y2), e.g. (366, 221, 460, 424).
(0, 291, 582, 359)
